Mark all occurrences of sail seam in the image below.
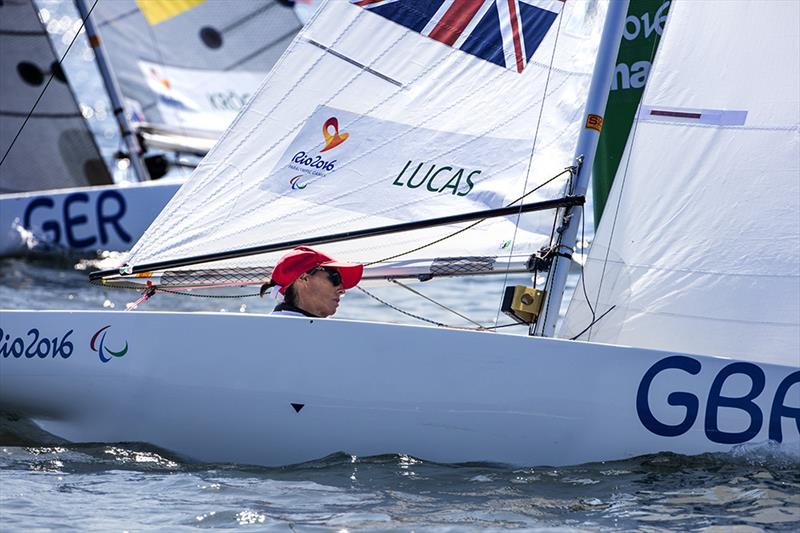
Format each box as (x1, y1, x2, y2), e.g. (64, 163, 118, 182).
(583, 259, 799, 278)
(634, 121, 797, 132)
(601, 307, 798, 327)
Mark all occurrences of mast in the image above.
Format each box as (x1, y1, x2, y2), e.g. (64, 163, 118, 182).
(74, 0, 149, 183)
(534, 0, 630, 337)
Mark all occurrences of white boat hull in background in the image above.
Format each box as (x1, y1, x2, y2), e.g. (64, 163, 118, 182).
(1, 310, 797, 466)
(0, 180, 181, 256)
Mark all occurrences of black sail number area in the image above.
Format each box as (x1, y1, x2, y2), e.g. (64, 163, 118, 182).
(0, 328, 74, 359)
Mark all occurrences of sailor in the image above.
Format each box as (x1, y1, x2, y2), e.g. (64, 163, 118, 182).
(259, 246, 363, 318)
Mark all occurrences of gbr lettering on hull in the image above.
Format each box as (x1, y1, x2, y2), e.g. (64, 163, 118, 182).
(638, 356, 800, 445)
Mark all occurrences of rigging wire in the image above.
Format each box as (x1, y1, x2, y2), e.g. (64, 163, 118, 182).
(0, 0, 100, 168)
(493, 2, 568, 330)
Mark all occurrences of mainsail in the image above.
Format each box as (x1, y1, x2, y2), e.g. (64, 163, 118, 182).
(92, 0, 304, 141)
(561, 0, 800, 366)
(104, 0, 609, 290)
(0, 0, 112, 193)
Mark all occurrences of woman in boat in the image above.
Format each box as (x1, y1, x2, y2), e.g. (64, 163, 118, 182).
(259, 246, 363, 317)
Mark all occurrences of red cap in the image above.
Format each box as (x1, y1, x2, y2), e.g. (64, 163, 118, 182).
(271, 246, 363, 294)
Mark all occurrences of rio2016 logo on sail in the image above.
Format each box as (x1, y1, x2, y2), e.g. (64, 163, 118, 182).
(0, 328, 74, 359)
(288, 117, 349, 188)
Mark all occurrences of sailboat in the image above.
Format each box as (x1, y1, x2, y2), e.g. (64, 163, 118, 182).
(91, 0, 304, 154)
(0, 0, 797, 467)
(0, 0, 304, 256)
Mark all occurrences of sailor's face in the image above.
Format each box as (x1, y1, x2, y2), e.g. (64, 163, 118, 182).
(297, 267, 345, 317)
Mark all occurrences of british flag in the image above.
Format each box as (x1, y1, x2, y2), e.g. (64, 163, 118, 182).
(351, 0, 564, 73)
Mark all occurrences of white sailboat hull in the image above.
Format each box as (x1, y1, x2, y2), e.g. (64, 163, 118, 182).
(0, 180, 181, 257)
(1, 310, 797, 466)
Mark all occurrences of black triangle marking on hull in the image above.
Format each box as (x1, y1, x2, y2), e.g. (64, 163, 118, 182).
(291, 403, 304, 413)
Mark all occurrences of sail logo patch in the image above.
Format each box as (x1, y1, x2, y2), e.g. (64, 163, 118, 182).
(287, 116, 349, 185)
(90, 326, 129, 363)
(320, 117, 349, 152)
(352, 0, 562, 73)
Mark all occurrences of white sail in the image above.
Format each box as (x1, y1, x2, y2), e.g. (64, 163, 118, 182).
(561, 0, 800, 366)
(0, 0, 111, 193)
(93, 0, 303, 134)
(122, 0, 608, 282)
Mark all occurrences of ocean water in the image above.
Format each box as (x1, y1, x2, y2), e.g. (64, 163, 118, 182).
(3, 2, 800, 532)
(0, 442, 797, 532)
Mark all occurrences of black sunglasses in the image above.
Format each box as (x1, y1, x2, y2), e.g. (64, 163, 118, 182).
(308, 266, 342, 287)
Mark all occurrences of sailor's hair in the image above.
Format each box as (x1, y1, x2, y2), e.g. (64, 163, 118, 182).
(260, 278, 298, 306)
(259, 278, 277, 298)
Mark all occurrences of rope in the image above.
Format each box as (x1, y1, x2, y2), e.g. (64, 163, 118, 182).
(578, 205, 597, 324)
(356, 286, 449, 327)
(390, 280, 486, 329)
(570, 305, 616, 340)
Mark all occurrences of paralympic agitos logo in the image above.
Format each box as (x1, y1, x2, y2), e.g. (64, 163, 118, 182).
(90, 325, 129, 363)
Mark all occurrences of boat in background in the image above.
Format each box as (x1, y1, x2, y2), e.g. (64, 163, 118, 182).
(1, 0, 797, 467)
(92, 0, 304, 154)
(0, 0, 305, 256)
(0, 0, 175, 256)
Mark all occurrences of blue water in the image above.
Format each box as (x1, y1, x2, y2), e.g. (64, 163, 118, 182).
(2, 2, 799, 531)
(2, 437, 799, 531)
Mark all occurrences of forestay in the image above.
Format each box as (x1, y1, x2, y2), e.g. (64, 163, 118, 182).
(118, 0, 608, 288)
(561, 0, 800, 366)
(0, 0, 111, 193)
(93, 0, 303, 134)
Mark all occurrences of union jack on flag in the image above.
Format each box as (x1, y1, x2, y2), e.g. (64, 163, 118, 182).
(350, 0, 564, 73)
